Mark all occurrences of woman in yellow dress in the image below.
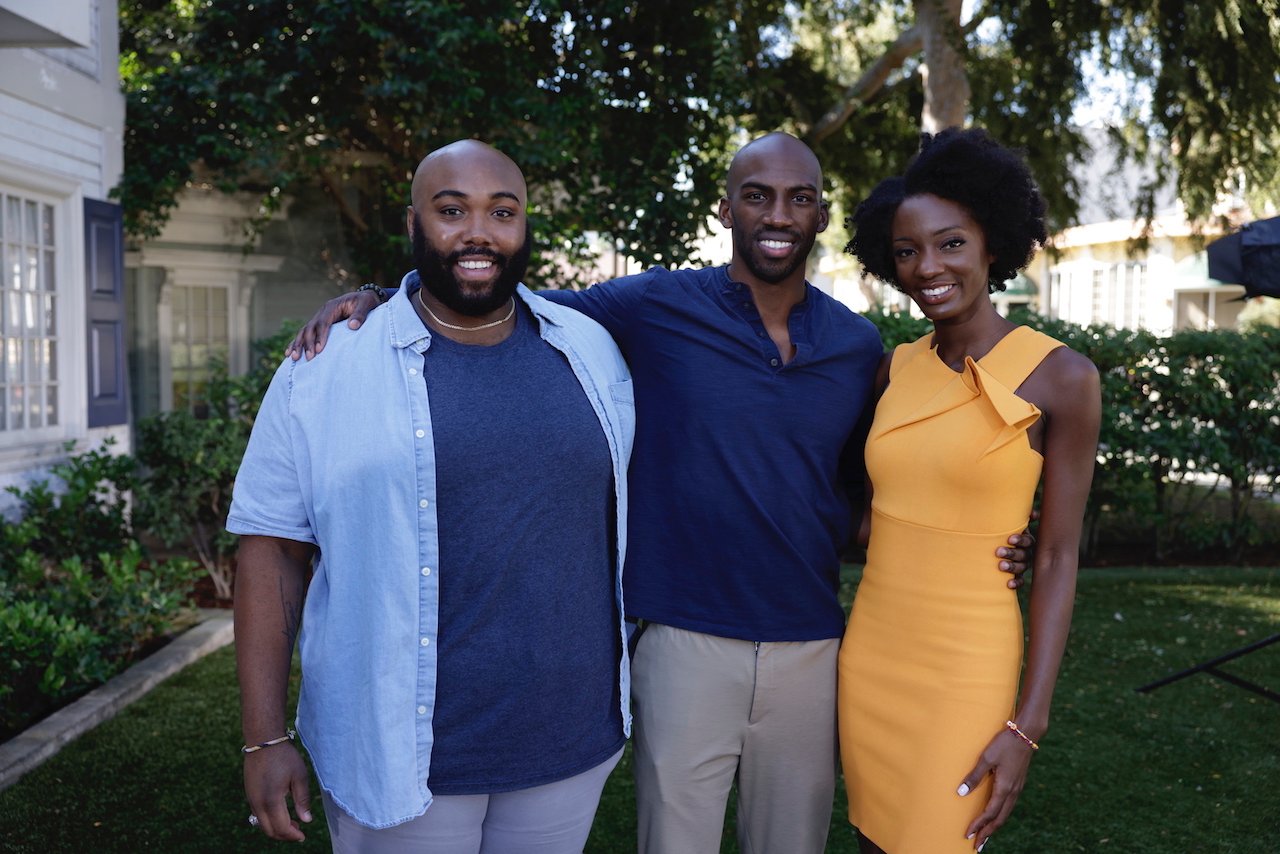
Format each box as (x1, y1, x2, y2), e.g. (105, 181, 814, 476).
(837, 128, 1101, 853)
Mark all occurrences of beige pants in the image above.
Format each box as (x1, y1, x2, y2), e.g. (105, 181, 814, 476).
(632, 623, 839, 854)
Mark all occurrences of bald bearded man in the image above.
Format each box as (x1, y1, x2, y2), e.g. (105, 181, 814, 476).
(229, 140, 635, 852)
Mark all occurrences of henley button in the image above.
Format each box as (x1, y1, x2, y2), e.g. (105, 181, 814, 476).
(420, 637, 430, 647)
(415, 429, 425, 438)
(417, 705, 427, 715)
(409, 368, 418, 376)
(421, 566, 431, 576)
(419, 499, 429, 509)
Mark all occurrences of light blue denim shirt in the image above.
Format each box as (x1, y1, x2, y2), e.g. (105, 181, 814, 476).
(227, 277, 634, 829)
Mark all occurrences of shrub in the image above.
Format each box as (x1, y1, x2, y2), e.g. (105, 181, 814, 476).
(0, 439, 137, 569)
(0, 544, 199, 739)
(131, 324, 298, 602)
(863, 307, 1280, 563)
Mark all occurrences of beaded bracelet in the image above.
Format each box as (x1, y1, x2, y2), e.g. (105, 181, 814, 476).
(356, 282, 389, 303)
(242, 728, 297, 754)
(1005, 720, 1040, 751)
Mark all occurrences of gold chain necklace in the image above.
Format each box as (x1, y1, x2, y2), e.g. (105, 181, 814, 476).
(417, 288, 515, 332)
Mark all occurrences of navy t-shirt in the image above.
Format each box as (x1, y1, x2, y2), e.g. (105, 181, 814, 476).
(541, 265, 882, 641)
(421, 299, 624, 793)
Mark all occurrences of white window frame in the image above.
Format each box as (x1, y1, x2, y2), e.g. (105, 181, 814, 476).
(0, 164, 85, 456)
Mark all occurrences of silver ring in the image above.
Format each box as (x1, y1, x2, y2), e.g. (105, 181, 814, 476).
(248, 814, 260, 827)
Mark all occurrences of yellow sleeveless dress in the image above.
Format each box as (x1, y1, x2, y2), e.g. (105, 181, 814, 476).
(838, 326, 1063, 852)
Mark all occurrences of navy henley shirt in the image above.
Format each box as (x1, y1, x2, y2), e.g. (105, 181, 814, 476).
(541, 264, 882, 641)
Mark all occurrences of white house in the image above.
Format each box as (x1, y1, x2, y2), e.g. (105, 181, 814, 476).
(0, 0, 129, 505)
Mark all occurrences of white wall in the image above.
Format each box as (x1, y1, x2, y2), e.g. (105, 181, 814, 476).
(0, 0, 126, 509)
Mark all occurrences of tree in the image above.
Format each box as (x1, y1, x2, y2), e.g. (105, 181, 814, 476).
(119, 0, 785, 285)
(119, 1, 1280, 281)
(773, 0, 1280, 233)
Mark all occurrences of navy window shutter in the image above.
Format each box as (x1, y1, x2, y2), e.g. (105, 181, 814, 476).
(84, 198, 129, 427)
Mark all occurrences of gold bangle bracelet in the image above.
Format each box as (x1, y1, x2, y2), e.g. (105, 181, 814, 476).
(1005, 720, 1040, 750)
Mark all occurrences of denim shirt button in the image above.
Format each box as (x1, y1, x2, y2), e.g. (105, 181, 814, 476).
(419, 499, 429, 508)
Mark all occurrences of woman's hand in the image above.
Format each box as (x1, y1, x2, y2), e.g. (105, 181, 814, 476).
(956, 725, 1037, 850)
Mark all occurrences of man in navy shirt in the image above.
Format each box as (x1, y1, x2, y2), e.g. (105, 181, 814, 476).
(290, 133, 1030, 853)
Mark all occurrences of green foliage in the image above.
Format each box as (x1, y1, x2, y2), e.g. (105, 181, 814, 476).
(0, 536, 199, 739)
(0, 447, 201, 737)
(118, 0, 764, 285)
(860, 306, 931, 348)
(0, 439, 137, 568)
(117, 1, 1280, 286)
(132, 324, 297, 601)
(864, 308, 1280, 562)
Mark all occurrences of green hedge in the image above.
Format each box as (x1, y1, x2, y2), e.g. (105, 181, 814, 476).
(0, 447, 199, 739)
(863, 309, 1280, 562)
(0, 325, 296, 739)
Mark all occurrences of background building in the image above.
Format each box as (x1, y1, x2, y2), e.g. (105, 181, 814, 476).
(0, 0, 129, 506)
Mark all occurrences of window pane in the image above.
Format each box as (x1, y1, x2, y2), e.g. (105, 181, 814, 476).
(5, 246, 18, 291)
(23, 249, 37, 291)
(23, 200, 37, 244)
(41, 204, 54, 247)
(170, 284, 232, 415)
(5, 339, 18, 383)
(29, 383, 42, 425)
(9, 385, 24, 430)
(0, 188, 58, 438)
(4, 198, 18, 243)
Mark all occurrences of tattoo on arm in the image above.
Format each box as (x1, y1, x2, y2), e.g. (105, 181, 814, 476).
(279, 575, 303, 648)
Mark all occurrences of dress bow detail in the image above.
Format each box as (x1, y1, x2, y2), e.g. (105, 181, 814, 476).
(872, 347, 1042, 460)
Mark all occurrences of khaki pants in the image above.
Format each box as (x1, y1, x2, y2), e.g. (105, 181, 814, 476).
(632, 624, 839, 854)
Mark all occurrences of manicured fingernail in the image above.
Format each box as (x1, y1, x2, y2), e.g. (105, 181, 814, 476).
(957, 783, 971, 796)
(997, 548, 1008, 557)
(979, 839, 988, 852)
(300, 809, 312, 822)
(967, 832, 976, 840)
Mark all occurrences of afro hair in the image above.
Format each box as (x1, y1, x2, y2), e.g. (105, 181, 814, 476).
(845, 127, 1047, 293)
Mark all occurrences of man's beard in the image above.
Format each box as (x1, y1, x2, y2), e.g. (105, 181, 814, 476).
(412, 218, 533, 316)
(733, 224, 816, 285)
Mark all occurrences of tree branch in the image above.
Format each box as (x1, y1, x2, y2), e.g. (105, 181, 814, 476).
(804, 25, 923, 145)
(318, 168, 370, 234)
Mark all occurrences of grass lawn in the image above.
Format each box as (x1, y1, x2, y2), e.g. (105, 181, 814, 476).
(1, 565, 1277, 853)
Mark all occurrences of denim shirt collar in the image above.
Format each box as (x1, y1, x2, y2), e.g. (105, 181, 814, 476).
(391, 270, 562, 352)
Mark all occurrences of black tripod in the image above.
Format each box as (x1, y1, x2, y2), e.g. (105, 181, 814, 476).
(1136, 632, 1280, 702)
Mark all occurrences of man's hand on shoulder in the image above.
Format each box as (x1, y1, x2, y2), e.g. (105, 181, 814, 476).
(287, 285, 387, 361)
